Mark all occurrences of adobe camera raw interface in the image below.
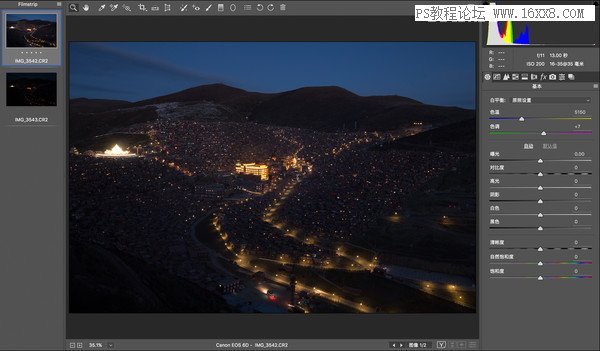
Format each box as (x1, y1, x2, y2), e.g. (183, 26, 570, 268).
(0, 1, 598, 350)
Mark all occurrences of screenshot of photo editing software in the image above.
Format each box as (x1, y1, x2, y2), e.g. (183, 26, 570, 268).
(0, 1, 598, 350)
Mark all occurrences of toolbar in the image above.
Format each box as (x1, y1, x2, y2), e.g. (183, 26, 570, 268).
(61, 1, 419, 16)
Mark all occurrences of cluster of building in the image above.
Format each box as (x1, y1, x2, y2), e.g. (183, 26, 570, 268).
(277, 147, 469, 243)
(69, 155, 221, 286)
(69, 120, 346, 301)
(215, 130, 419, 268)
(235, 163, 269, 181)
(71, 115, 473, 312)
(128, 120, 298, 178)
(218, 182, 331, 263)
(95, 144, 137, 158)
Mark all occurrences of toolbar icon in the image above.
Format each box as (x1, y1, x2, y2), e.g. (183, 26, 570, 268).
(82, 4, 89, 11)
(280, 4, 286, 11)
(164, 3, 171, 11)
(98, 3, 106, 11)
(138, 3, 147, 11)
(192, 4, 201, 11)
(109, 4, 118, 11)
(256, 3, 264, 11)
(123, 4, 131, 11)
(244, 4, 251, 10)
(267, 3, 274, 11)
(180, 3, 188, 11)
(230, 3, 236, 11)
(217, 3, 224, 11)
(205, 4, 212, 11)
(151, 5, 159, 11)
(68, 3, 79, 11)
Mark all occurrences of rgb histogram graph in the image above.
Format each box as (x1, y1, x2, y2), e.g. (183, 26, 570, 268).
(485, 20, 597, 47)
(486, 21, 530, 45)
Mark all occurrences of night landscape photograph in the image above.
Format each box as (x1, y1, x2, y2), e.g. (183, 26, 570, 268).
(6, 14, 57, 48)
(69, 42, 476, 314)
(7, 73, 57, 106)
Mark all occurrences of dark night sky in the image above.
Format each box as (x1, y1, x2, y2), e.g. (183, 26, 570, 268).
(7, 73, 56, 81)
(7, 14, 56, 22)
(70, 42, 475, 108)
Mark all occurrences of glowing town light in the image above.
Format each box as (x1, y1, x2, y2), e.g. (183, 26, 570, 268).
(110, 144, 124, 154)
(96, 144, 136, 158)
(235, 162, 269, 181)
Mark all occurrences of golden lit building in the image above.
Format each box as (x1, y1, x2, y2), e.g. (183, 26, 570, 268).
(235, 162, 269, 181)
(96, 144, 136, 158)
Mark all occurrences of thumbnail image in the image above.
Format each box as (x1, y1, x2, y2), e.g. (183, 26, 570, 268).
(6, 73, 57, 106)
(69, 42, 476, 314)
(5, 13, 57, 48)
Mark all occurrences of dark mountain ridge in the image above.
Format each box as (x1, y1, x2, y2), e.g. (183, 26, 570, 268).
(70, 83, 474, 144)
(8, 19, 55, 25)
(71, 98, 131, 113)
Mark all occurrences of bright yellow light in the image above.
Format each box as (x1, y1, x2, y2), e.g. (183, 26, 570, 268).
(96, 144, 135, 158)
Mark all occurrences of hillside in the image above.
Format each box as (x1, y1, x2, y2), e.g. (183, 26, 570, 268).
(378, 118, 476, 153)
(69, 240, 232, 313)
(70, 98, 131, 113)
(70, 83, 475, 145)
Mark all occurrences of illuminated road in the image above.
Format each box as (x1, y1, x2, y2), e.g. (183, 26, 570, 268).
(256, 131, 476, 309)
(210, 134, 391, 312)
(189, 209, 231, 276)
(146, 131, 195, 176)
(412, 280, 475, 309)
(196, 129, 473, 312)
(23, 25, 55, 47)
(233, 250, 374, 313)
(256, 257, 363, 272)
